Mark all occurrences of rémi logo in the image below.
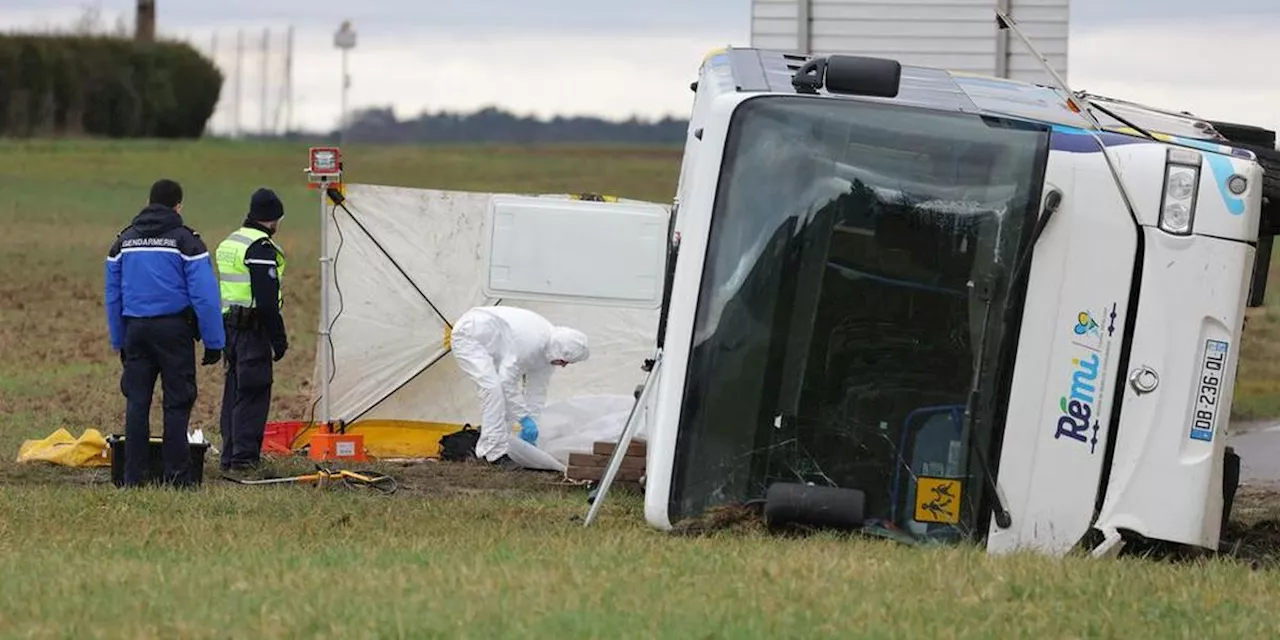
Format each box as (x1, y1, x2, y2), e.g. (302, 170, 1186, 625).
(1055, 352, 1102, 454)
(1054, 304, 1116, 455)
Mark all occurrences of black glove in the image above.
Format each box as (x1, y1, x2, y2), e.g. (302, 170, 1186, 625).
(201, 348, 222, 366)
(118, 349, 126, 365)
(272, 340, 288, 362)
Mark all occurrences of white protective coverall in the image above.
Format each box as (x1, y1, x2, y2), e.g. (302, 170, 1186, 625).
(449, 306, 590, 462)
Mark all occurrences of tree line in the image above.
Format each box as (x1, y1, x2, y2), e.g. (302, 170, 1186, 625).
(0, 32, 687, 143)
(337, 106, 689, 144)
(0, 34, 221, 138)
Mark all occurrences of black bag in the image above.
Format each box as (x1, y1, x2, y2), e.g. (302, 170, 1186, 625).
(439, 424, 480, 462)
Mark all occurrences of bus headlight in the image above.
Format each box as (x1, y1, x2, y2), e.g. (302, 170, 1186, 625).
(1160, 148, 1202, 236)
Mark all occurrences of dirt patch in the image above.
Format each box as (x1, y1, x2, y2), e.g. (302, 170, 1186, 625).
(0, 451, 587, 500)
(377, 457, 585, 497)
(1216, 485, 1280, 567)
(671, 503, 767, 537)
(1221, 520, 1280, 567)
(664, 486, 1280, 564)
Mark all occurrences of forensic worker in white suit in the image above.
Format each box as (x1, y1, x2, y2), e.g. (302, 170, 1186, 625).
(450, 306, 590, 469)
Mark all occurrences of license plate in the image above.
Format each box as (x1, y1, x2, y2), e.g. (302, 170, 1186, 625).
(1190, 339, 1229, 442)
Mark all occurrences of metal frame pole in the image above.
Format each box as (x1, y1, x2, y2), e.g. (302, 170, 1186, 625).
(260, 27, 270, 135)
(584, 353, 662, 527)
(234, 29, 243, 138)
(319, 188, 332, 428)
(285, 26, 294, 134)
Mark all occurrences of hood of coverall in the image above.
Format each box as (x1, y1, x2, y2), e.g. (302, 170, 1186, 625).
(545, 326, 590, 365)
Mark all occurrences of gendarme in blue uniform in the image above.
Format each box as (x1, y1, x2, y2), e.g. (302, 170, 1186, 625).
(105, 179, 225, 488)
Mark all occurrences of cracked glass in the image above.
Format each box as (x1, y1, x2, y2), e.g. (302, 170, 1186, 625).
(669, 95, 1050, 540)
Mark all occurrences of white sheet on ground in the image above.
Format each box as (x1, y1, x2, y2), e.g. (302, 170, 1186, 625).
(505, 394, 644, 472)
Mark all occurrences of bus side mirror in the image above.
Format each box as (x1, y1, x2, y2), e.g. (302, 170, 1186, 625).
(792, 55, 902, 99)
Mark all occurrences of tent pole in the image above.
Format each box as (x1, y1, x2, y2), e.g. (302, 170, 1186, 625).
(319, 188, 332, 429)
(584, 351, 662, 527)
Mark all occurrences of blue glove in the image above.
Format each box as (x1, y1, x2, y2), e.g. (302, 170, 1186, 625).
(519, 416, 539, 444)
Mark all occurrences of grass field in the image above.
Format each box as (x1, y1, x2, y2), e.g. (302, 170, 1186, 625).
(4, 139, 1280, 637)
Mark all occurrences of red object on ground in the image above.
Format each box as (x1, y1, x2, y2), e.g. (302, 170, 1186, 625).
(308, 432, 367, 462)
(262, 421, 305, 456)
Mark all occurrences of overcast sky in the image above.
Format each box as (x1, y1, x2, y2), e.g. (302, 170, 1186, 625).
(2, 1, 1277, 136)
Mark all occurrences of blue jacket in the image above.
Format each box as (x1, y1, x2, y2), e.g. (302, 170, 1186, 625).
(105, 205, 226, 350)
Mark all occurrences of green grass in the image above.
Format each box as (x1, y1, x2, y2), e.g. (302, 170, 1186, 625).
(1, 481, 1280, 638)
(4, 138, 1280, 637)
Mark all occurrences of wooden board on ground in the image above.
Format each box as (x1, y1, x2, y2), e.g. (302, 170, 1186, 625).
(593, 439, 646, 457)
(567, 439, 647, 484)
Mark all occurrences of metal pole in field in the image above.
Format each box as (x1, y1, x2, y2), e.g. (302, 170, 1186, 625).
(234, 29, 243, 138)
(340, 49, 348, 144)
(285, 25, 294, 134)
(135, 0, 156, 42)
(260, 27, 270, 135)
(334, 21, 357, 144)
(271, 26, 293, 135)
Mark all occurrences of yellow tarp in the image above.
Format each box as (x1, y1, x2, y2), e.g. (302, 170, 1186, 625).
(290, 420, 461, 459)
(17, 428, 111, 468)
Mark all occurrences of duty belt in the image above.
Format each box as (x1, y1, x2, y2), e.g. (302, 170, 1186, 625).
(125, 308, 202, 340)
(224, 306, 259, 330)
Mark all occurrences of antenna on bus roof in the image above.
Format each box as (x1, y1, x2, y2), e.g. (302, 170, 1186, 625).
(996, 10, 1144, 223)
(995, 10, 1102, 130)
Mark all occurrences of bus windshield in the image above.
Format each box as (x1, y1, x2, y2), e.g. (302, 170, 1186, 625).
(668, 95, 1050, 539)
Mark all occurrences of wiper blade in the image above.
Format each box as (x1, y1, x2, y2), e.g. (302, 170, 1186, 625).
(1010, 188, 1063, 294)
(964, 275, 1013, 530)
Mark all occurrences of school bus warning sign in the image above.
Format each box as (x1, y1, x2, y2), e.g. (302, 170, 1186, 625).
(914, 477, 962, 524)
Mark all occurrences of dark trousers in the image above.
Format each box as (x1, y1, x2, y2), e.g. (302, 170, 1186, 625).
(219, 322, 274, 470)
(120, 315, 196, 487)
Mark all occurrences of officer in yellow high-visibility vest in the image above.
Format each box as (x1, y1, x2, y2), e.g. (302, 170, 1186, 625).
(215, 188, 288, 475)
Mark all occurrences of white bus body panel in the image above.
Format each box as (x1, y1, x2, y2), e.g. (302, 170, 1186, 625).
(1100, 140, 1262, 243)
(1093, 230, 1254, 549)
(985, 132, 1138, 556)
(644, 91, 748, 531)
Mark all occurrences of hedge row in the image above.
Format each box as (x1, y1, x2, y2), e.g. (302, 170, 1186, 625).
(0, 35, 222, 138)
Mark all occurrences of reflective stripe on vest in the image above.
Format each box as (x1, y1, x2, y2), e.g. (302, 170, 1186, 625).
(215, 227, 286, 313)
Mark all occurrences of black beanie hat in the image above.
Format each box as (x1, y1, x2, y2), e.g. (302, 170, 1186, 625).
(247, 188, 284, 222)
